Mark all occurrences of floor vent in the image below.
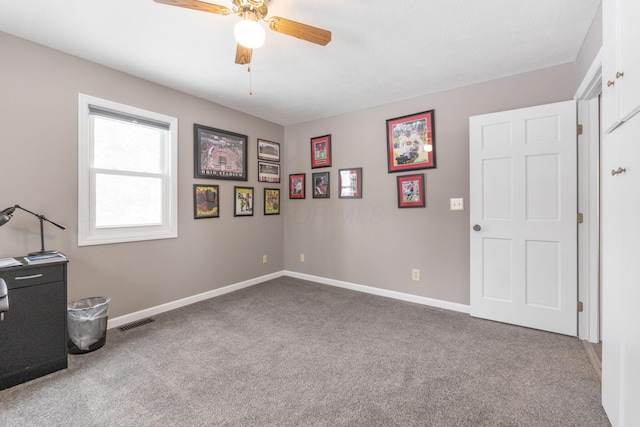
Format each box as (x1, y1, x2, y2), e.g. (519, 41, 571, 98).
(119, 317, 155, 331)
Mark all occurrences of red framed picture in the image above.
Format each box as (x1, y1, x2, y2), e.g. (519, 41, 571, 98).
(338, 168, 362, 199)
(311, 134, 331, 168)
(289, 173, 306, 199)
(397, 174, 426, 208)
(386, 110, 436, 173)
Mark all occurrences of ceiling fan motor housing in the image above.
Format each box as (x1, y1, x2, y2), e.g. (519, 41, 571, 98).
(232, 0, 268, 20)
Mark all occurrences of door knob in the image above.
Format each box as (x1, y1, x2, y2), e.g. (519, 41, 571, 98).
(473, 224, 481, 231)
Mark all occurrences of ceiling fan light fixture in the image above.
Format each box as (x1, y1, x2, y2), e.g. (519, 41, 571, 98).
(234, 19, 265, 49)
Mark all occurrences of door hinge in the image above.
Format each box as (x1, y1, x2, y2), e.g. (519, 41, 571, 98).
(577, 124, 583, 135)
(577, 213, 584, 224)
(577, 301, 584, 312)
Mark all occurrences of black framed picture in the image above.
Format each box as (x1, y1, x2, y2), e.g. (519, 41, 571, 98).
(311, 134, 331, 168)
(338, 168, 362, 199)
(194, 124, 248, 181)
(312, 171, 330, 198)
(193, 184, 219, 219)
(386, 110, 436, 173)
(264, 188, 280, 215)
(258, 161, 281, 183)
(396, 173, 426, 208)
(289, 173, 306, 199)
(257, 139, 280, 162)
(234, 186, 254, 216)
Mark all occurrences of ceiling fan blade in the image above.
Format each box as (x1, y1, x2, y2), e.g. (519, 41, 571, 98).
(153, 0, 232, 15)
(268, 16, 331, 46)
(235, 44, 253, 65)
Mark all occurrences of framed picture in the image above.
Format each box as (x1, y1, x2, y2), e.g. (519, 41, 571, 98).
(397, 173, 426, 208)
(234, 186, 254, 216)
(312, 171, 330, 199)
(264, 188, 280, 215)
(338, 168, 362, 199)
(193, 184, 219, 219)
(289, 173, 306, 199)
(194, 124, 248, 181)
(386, 110, 436, 173)
(258, 161, 281, 183)
(310, 134, 332, 168)
(257, 138, 280, 162)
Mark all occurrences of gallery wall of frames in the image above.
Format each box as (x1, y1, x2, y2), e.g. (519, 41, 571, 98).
(289, 109, 435, 208)
(192, 109, 435, 220)
(193, 123, 281, 219)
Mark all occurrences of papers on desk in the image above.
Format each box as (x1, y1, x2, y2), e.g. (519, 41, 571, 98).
(0, 257, 22, 268)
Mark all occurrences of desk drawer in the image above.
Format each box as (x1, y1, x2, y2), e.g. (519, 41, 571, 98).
(1, 263, 65, 289)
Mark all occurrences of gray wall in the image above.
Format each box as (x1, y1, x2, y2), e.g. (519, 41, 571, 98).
(0, 32, 284, 318)
(284, 64, 577, 305)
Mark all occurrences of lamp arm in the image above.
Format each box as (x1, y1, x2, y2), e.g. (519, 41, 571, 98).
(14, 205, 66, 230)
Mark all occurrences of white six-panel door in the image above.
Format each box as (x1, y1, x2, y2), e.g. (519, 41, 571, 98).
(469, 100, 577, 336)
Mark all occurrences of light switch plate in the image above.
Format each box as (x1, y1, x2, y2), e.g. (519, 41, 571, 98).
(450, 198, 464, 211)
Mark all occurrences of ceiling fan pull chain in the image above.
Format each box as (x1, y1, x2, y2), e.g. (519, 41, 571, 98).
(248, 65, 253, 95)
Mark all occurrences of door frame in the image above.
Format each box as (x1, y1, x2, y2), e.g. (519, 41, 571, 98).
(575, 47, 602, 343)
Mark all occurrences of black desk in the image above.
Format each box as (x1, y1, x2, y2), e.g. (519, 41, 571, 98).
(0, 259, 68, 390)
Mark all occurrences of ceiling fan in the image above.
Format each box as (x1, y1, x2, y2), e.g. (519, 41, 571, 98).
(154, 0, 332, 65)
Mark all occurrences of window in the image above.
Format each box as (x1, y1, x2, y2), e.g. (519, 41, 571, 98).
(78, 94, 178, 246)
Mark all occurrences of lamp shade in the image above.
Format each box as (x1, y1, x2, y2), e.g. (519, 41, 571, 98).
(234, 19, 265, 49)
(0, 206, 16, 227)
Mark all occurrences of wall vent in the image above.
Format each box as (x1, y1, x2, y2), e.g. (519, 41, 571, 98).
(119, 317, 155, 331)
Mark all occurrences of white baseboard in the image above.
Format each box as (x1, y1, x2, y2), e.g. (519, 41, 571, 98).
(108, 270, 469, 329)
(107, 271, 285, 329)
(284, 271, 470, 314)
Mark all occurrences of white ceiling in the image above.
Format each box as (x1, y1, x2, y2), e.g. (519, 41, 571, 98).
(0, 0, 600, 126)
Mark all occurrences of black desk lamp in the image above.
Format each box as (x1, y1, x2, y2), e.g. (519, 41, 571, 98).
(0, 205, 66, 256)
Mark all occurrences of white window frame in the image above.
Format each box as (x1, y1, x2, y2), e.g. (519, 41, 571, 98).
(78, 93, 178, 246)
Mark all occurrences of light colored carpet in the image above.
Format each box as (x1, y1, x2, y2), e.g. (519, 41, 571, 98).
(0, 276, 610, 426)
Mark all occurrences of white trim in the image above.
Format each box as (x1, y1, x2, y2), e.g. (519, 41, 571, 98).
(107, 271, 285, 329)
(577, 98, 602, 343)
(575, 52, 602, 343)
(78, 93, 179, 247)
(284, 271, 470, 314)
(108, 271, 470, 329)
(575, 47, 603, 101)
(587, 97, 601, 343)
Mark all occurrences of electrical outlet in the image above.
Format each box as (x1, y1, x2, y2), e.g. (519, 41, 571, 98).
(300, 253, 305, 262)
(262, 255, 267, 264)
(412, 268, 420, 281)
(450, 198, 464, 211)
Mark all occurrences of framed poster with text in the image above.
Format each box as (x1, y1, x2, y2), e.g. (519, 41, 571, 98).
(194, 124, 248, 181)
